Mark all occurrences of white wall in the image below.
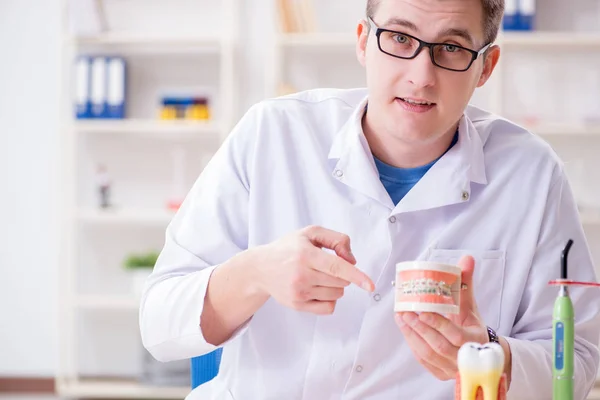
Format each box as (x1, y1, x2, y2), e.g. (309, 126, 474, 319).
(0, 0, 61, 375)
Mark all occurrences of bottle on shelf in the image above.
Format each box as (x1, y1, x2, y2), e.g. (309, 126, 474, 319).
(95, 164, 112, 209)
(167, 145, 186, 212)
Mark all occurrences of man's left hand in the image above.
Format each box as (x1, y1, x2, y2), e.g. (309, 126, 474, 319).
(395, 255, 491, 381)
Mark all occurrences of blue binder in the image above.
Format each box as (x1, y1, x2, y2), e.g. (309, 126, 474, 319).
(75, 56, 92, 119)
(518, 0, 535, 31)
(106, 57, 127, 119)
(503, 0, 519, 31)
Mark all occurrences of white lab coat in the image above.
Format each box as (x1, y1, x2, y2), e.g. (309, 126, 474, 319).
(140, 88, 600, 400)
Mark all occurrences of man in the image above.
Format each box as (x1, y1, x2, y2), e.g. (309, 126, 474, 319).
(140, 0, 600, 399)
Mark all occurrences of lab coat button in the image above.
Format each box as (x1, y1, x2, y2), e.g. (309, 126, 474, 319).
(388, 216, 396, 223)
(334, 169, 343, 178)
(373, 293, 381, 302)
(355, 365, 363, 373)
(462, 191, 469, 201)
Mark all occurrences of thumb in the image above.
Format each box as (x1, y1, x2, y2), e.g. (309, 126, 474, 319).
(302, 226, 357, 265)
(458, 255, 478, 318)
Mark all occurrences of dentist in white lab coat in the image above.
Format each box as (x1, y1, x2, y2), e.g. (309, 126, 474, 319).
(140, 0, 600, 399)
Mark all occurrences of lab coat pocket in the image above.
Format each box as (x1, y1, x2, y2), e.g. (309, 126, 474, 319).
(426, 248, 506, 331)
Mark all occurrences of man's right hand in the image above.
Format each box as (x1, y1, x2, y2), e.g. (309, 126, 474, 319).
(253, 225, 375, 315)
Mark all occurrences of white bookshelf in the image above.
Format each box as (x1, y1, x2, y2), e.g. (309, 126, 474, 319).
(532, 123, 600, 137)
(269, 30, 600, 104)
(500, 31, 600, 47)
(582, 211, 600, 227)
(77, 295, 139, 311)
(57, 0, 239, 397)
(56, 379, 189, 399)
(77, 208, 175, 226)
(76, 119, 222, 138)
(277, 32, 356, 47)
(276, 31, 600, 48)
(72, 34, 222, 47)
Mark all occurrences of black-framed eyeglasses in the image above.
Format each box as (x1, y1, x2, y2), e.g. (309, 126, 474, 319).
(368, 18, 492, 72)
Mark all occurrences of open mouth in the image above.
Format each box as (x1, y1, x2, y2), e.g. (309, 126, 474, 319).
(396, 97, 436, 112)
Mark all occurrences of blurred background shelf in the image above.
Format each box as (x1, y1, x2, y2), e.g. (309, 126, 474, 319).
(57, 2, 240, 391)
(277, 33, 355, 47)
(500, 31, 600, 47)
(69, 34, 222, 54)
(275, 31, 600, 49)
(77, 208, 175, 226)
(530, 122, 600, 137)
(77, 295, 139, 311)
(76, 119, 222, 140)
(57, 379, 189, 399)
(581, 210, 600, 226)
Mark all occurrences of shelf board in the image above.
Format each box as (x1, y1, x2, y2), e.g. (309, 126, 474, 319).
(521, 122, 600, 137)
(500, 31, 600, 47)
(75, 119, 221, 140)
(276, 31, 600, 49)
(56, 379, 189, 399)
(69, 34, 222, 54)
(277, 33, 356, 47)
(581, 210, 600, 226)
(77, 295, 139, 311)
(78, 208, 176, 226)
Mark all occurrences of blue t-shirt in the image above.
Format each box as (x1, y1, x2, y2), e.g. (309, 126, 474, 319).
(374, 131, 459, 205)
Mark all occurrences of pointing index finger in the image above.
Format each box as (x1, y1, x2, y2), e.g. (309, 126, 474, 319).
(312, 248, 375, 292)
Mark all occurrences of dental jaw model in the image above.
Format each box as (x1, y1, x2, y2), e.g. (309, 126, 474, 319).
(456, 342, 507, 400)
(395, 261, 462, 314)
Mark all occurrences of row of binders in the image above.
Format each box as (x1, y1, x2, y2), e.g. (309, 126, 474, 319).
(276, 0, 317, 34)
(504, 0, 536, 31)
(75, 56, 127, 119)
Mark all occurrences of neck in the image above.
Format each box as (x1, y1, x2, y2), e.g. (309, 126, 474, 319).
(362, 111, 459, 169)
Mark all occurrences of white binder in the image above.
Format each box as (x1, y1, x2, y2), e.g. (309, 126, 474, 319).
(90, 57, 107, 118)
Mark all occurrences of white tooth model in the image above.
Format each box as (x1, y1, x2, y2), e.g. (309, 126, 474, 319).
(456, 342, 507, 400)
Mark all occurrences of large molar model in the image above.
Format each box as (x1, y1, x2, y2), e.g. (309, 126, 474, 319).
(455, 342, 507, 400)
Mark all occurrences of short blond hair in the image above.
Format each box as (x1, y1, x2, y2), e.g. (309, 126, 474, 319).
(366, 0, 504, 45)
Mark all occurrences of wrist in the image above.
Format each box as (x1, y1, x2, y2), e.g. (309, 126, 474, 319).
(235, 246, 270, 300)
(498, 336, 512, 388)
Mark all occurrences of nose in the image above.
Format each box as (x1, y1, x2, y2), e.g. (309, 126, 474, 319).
(405, 47, 437, 89)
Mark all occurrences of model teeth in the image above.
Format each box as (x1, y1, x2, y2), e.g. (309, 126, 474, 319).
(457, 342, 505, 400)
(398, 278, 452, 296)
(402, 98, 432, 105)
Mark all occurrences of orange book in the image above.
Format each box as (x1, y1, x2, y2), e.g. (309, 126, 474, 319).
(276, 0, 293, 33)
(299, 0, 317, 33)
(287, 0, 303, 32)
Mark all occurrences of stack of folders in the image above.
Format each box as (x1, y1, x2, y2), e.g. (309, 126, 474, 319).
(503, 0, 536, 31)
(75, 56, 127, 119)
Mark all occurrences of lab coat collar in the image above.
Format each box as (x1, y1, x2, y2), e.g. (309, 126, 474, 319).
(328, 94, 488, 213)
(328, 96, 395, 208)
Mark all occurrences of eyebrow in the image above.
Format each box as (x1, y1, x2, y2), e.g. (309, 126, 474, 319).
(383, 17, 419, 32)
(438, 27, 475, 46)
(382, 18, 475, 47)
